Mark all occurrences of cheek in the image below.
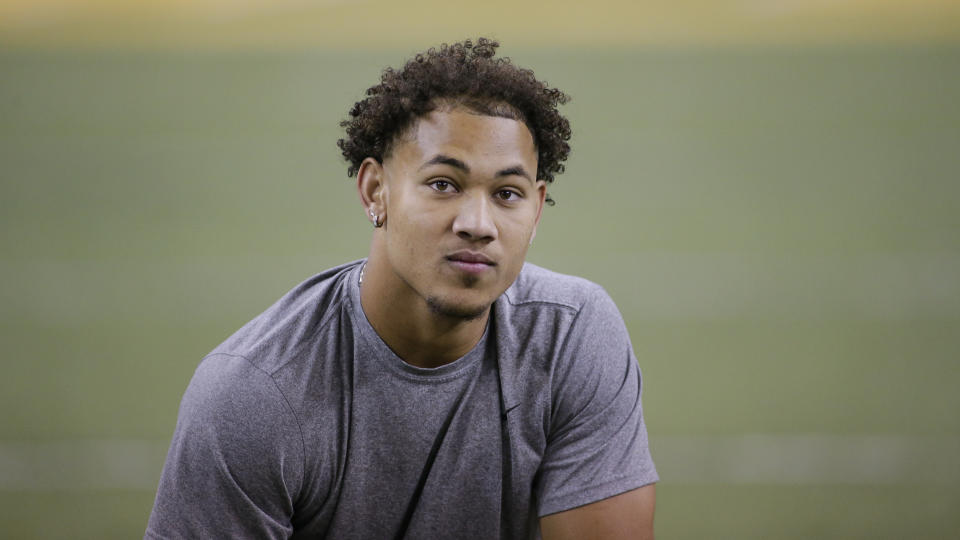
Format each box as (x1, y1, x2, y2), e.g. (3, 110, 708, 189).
(388, 206, 443, 261)
(501, 213, 537, 246)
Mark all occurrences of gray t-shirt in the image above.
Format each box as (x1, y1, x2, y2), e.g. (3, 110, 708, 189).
(146, 260, 657, 539)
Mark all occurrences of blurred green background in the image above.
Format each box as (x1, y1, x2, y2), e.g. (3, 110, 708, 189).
(2, 1, 959, 538)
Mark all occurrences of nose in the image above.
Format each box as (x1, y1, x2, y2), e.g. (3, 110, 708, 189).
(452, 193, 497, 242)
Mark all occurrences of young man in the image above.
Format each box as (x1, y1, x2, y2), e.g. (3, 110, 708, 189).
(147, 38, 657, 539)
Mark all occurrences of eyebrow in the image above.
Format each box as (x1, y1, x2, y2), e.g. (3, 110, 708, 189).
(420, 154, 469, 173)
(494, 166, 532, 182)
(419, 154, 533, 182)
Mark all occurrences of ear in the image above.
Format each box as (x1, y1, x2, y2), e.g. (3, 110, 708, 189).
(530, 180, 547, 243)
(357, 157, 386, 226)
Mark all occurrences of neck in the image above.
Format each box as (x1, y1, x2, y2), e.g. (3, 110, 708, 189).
(359, 254, 489, 369)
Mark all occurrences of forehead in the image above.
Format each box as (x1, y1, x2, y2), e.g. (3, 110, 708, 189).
(389, 108, 537, 169)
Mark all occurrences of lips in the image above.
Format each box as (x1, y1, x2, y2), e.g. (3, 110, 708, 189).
(446, 251, 496, 265)
(445, 251, 496, 275)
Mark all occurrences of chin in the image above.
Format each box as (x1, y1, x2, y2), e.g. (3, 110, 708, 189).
(425, 295, 490, 321)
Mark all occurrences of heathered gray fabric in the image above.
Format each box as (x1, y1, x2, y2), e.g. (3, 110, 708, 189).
(146, 260, 657, 539)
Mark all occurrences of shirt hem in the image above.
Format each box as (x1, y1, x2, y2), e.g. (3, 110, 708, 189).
(537, 471, 660, 517)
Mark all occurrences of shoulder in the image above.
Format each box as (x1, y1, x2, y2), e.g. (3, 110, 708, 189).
(499, 263, 635, 403)
(492, 263, 631, 399)
(150, 352, 305, 538)
(173, 351, 306, 495)
(500, 263, 625, 337)
(180, 352, 303, 444)
(210, 259, 363, 375)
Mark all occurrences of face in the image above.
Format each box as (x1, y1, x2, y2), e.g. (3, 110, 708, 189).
(374, 107, 545, 320)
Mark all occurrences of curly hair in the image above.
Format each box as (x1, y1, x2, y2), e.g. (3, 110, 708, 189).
(338, 38, 572, 189)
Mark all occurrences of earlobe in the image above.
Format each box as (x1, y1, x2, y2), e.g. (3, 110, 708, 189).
(369, 208, 383, 228)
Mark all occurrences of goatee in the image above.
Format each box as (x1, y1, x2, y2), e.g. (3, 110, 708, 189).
(426, 296, 488, 321)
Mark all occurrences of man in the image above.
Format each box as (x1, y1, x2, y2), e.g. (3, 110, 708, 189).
(147, 38, 657, 539)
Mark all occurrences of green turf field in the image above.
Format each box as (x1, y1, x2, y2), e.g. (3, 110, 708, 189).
(1, 45, 959, 538)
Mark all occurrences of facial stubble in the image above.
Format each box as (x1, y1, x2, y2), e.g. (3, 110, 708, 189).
(425, 272, 488, 321)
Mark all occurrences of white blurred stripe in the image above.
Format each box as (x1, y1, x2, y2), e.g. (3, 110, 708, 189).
(540, 252, 960, 321)
(652, 434, 960, 485)
(0, 440, 168, 492)
(1, 435, 958, 491)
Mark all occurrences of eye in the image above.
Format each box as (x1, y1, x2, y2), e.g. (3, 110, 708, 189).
(496, 189, 522, 201)
(429, 179, 457, 193)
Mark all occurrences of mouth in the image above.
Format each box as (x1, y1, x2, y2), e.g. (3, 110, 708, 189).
(445, 251, 496, 274)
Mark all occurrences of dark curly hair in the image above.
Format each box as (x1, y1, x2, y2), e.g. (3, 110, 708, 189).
(338, 38, 572, 191)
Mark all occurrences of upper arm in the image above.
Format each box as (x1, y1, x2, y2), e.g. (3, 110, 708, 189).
(540, 484, 656, 540)
(146, 354, 304, 539)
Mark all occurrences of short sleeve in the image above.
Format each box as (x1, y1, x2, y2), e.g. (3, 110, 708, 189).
(146, 353, 304, 539)
(535, 286, 658, 517)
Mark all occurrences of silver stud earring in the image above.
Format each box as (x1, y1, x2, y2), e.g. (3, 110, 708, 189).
(370, 209, 382, 228)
